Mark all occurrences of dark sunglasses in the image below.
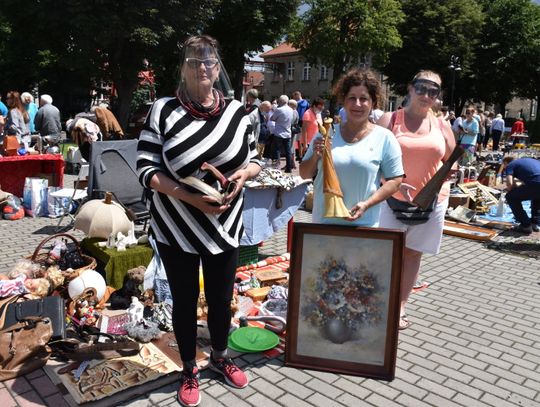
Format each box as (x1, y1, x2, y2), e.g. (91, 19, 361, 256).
(185, 57, 219, 69)
(412, 80, 441, 99)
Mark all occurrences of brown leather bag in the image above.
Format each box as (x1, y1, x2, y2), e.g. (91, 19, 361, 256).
(2, 135, 19, 156)
(0, 297, 53, 381)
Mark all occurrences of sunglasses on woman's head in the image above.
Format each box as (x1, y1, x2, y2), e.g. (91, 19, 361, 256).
(412, 80, 441, 99)
(185, 57, 219, 69)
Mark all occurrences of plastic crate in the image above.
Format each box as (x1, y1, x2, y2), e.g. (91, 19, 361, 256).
(238, 244, 259, 266)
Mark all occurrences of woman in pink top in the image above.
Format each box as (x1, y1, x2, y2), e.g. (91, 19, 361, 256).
(378, 70, 456, 330)
(299, 97, 324, 158)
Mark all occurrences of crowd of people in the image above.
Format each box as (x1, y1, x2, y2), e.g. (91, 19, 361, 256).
(130, 33, 538, 407)
(0, 92, 62, 151)
(0, 90, 124, 158)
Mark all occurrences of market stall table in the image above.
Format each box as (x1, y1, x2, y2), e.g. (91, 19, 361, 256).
(81, 238, 153, 289)
(241, 182, 309, 246)
(0, 154, 64, 197)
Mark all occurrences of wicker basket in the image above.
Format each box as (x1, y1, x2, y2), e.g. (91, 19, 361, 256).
(29, 233, 97, 281)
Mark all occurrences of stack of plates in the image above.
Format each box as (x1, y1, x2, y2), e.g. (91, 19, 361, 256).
(228, 327, 279, 353)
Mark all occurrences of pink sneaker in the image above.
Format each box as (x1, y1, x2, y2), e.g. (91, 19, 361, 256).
(209, 356, 249, 388)
(177, 366, 201, 407)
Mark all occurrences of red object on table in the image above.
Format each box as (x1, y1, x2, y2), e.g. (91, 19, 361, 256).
(0, 154, 65, 197)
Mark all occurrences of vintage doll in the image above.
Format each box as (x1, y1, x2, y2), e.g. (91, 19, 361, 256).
(0, 274, 50, 298)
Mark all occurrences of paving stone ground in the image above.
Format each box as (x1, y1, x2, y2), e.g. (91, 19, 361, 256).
(0, 172, 539, 406)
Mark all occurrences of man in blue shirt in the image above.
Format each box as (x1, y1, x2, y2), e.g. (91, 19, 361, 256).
(292, 91, 309, 126)
(502, 156, 540, 233)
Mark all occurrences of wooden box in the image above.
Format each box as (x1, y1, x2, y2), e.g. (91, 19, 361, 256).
(449, 194, 470, 209)
(255, 269, 287, 287)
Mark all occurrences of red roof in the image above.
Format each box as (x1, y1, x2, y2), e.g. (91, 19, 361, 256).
(243, 71, 264, 87)
(260, 43, 300, 58)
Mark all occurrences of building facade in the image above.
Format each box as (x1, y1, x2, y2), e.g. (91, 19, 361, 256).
(258, 42, 400, 111)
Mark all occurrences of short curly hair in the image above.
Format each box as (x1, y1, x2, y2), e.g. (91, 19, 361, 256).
(332, 69, 383, 109)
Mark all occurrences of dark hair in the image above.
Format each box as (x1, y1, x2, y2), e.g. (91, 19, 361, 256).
(332, 69, 382, 109)
(6, 91, 29, 123)
(311, 97, 325, 108)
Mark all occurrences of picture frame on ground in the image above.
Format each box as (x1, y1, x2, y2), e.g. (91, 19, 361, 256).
(285, 223, 404, 380)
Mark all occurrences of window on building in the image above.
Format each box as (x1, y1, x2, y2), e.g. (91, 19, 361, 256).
(302, 63, 311, 81)
(388, 96, 397, 112)
(287, 62, 295, 81)
(319, 65, 328, 81)
(272, 64, 280, 81)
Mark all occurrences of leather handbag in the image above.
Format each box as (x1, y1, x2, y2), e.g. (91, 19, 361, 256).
(386, 196, 437, 225)
(0, 296, 66, 340)
(0, 297, 53, 381)
(2, 135, 19, 156)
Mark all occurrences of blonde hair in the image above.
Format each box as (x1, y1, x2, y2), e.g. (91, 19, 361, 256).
(31, 278, 51, 298)
(412, 70, 442, 85)
(45, 266, 65, 289)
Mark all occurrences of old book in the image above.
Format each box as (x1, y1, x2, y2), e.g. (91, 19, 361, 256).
(178, 176, 235, 205)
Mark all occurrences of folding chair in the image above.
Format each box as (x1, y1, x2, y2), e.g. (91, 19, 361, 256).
(87, 140, 150, 228)
(51, 161, 89, 231)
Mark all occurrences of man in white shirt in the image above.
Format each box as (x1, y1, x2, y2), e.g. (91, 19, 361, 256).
(270, 95, 295, 172)
(490, 113, 505, 151)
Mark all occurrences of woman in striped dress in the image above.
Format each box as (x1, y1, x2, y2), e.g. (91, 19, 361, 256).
(137, 35, 261, 407)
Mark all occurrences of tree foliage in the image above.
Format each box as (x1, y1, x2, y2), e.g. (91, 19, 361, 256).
(290, 0, 404, 106)
(382, 0, 483, 112)
(0, 0, 218, 127)
(206, 0, 299, 100)
(475, 0, 540, 110)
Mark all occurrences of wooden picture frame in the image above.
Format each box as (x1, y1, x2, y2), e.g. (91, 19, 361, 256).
(458, 181, 498, 206)
(285, 223, 404, 381)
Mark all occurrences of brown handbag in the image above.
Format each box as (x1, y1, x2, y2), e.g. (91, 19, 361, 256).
(2, 135, 19, 156)
(0, 297, 53, 381)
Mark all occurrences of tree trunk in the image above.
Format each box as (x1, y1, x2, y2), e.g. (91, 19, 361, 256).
(114, 79, 138, 132)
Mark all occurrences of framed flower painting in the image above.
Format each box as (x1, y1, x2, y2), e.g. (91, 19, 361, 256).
(285, 223, 404, 380)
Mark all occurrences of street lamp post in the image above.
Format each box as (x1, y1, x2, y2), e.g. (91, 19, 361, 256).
(449, 55, 461, 112)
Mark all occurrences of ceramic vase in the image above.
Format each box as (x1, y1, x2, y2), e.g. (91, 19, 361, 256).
(323, 318, 352, 344)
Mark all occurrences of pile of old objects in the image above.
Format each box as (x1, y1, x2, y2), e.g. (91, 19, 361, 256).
(445, 155, 511, 242)
(0, 231, 166, 381)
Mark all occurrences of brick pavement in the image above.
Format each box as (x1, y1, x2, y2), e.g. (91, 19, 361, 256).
(0, 172, 539, 406)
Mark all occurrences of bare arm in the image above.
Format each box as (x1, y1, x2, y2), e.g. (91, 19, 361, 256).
(505, 174, 515, 191)
(299, 137, 325, 179)
(347, 177, 403, 221)
(377, 112, 394, 129)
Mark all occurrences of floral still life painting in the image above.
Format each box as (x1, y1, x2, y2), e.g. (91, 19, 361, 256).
(286, 223, 404, 380)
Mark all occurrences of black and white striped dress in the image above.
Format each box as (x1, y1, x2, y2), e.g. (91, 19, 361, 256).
(137, 97, 259, 255)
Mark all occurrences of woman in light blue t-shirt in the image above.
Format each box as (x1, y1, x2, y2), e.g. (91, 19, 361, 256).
(300, 69, 404, 227)
(459, 107, 479, 165)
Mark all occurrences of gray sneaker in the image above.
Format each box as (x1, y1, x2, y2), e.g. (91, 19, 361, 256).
(532, 224, 539, 232)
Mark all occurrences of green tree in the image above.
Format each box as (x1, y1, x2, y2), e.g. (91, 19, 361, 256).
(0, 0, 218, 127)
(383, 0, 483, 113)
(290, 0, 404, 111)
(475, 0, 540, 114)
(206, 0, 300, 101)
